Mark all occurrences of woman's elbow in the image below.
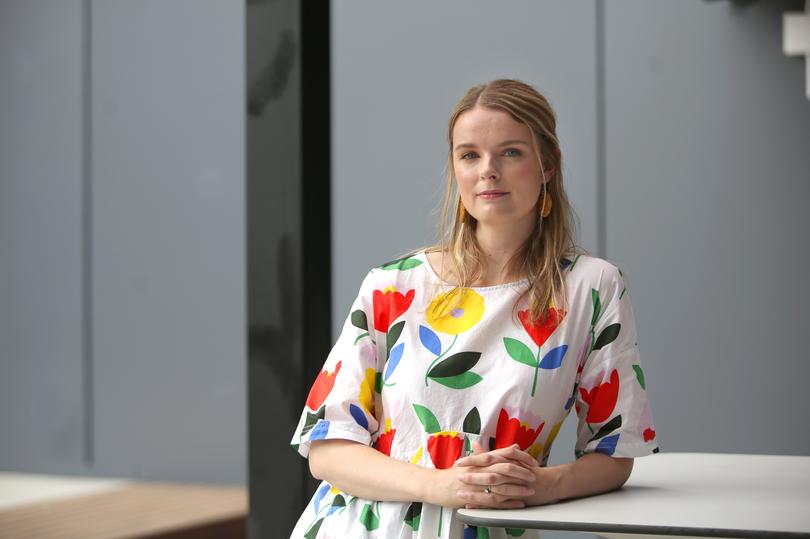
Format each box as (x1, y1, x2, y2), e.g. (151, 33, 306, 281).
(308, 440, 344, 481)
(308, 439, 363, 482)
(308, 444, 326, 480)
(615, 457, 634, 485)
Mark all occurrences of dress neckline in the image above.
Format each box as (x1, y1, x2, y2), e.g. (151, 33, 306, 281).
(416, 250, 531, 291)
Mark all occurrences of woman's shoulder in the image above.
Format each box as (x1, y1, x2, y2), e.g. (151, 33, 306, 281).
(565, 252, 621, 275)
(354, 249, 431, 290)
(564, 253, 627, 294)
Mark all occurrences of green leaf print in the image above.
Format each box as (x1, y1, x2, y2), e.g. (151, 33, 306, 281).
(351, 309, 368, 331)
(413, 403, 441, 434)
(506, 528, 527, 536)
(386, 320, 405, 359)
(633, 364, 646, 389)
(374, 372, 382, 393)
(404, 502, 422, 530)
(379, 257, 424, 271)
(477, 527, 491, 539)
(588, 415, 623, 443)
(431, 371, 483, 389)
(427, 351, 481, 377)
(303, 517, 323, 539)
(503, 337, 537, 367)
(590, 288, 601, 326)
(463, 407, 481, 434)
(359, 502, 380, 531)
(300, 406, 325, 437)
(593, 323, 621, 350)
(330, 494, 346, 512)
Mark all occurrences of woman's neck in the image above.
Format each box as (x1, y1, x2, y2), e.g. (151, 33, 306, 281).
(472, 218, 535, 285)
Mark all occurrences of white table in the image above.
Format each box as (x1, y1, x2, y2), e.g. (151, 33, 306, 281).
(458, 452, 810, 539)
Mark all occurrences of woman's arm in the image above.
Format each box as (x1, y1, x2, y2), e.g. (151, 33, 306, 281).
(456, 450, 633, 507)
(308, 439, 538, 509)
(548, 453, 633, 504)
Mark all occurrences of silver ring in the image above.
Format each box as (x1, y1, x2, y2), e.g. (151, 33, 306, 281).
(483, 486, 492, 494)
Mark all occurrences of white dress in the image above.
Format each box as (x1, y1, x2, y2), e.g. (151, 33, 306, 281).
(290, 250, 659, 538)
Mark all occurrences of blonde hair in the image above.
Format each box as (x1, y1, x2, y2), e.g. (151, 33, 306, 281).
(414, 79, 582, 325)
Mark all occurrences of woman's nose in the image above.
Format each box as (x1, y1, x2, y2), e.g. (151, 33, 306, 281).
(480, 157, 499, 180)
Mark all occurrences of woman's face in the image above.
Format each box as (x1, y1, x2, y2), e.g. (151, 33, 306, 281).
(451, 106, 549, 228)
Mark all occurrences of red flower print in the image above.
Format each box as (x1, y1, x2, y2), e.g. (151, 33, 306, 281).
(494, 409, 545, 451)
(579, 369, 620, 424)
(643, 427, 656, 442)
(427, 432, 463, 469)
(518, 307, 565, 348)
(373, 287, 415, 332)
(305, 361, 342, 410)
(374, 419, 396, 456)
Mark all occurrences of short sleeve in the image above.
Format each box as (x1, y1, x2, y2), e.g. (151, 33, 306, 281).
(574, 265, 660, 459)
(290, 269, 380, 458)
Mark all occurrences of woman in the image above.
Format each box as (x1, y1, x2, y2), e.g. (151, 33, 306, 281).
(289, 79, 659, 538)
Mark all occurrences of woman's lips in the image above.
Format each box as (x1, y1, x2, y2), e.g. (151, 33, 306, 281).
(478, 192, 508, 199)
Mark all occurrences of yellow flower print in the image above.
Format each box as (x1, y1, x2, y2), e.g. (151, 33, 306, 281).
(426, 288, 485, 335)
(358, 368, 376, 416)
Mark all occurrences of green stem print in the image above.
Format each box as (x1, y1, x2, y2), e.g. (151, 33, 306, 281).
(424, 335, 457, 386)
(586, 288, 621, 357)
(351, 309, 375, 346)
(504, 337, 567, 397)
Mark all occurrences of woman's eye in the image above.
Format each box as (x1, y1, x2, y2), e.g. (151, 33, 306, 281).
(504, 148, 521, 157)
(461, 152, 477, 160)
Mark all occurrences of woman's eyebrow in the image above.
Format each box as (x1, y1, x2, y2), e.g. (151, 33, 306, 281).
(453, 139, 531, 151)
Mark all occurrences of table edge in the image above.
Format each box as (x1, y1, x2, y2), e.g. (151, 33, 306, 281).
(456, 513, 810, 539)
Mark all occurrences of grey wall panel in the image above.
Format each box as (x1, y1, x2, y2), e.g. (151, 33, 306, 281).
(91, 1, 246, 483)
(0, 0, 86, 472)
(605, 0, 810, 454)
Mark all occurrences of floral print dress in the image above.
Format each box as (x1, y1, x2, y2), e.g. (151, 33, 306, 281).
(289, 250, 659, 538)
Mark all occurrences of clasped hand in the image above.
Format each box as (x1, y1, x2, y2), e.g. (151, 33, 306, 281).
(443, 441, 540, 509)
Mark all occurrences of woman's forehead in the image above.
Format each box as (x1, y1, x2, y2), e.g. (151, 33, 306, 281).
(452, 107, 532, 147)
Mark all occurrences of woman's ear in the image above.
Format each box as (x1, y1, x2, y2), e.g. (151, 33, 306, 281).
(542, 164, 556, 183)
(543, 148, 560, 182)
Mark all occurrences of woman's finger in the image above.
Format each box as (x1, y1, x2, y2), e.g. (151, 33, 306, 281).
(459, 463, 536, 484)
(488, 482, 536, 498)
(459, 479, 535, 498)
(458, 490, 527, 509)
(456, 444, 538, 469)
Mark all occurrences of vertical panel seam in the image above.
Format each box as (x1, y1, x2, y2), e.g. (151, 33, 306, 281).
(82, 0, 94, 465)
(596, 0, 607, 258)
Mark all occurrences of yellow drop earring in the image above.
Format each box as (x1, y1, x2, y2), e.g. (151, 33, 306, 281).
(539, 188, 552, 218)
